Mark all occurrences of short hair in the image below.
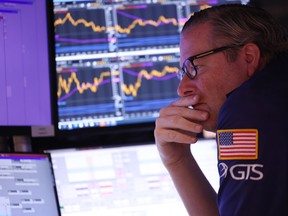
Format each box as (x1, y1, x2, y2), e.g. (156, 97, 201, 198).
(182, 4, 288, 62)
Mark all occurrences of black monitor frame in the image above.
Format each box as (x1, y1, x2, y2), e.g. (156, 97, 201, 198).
(47, 0, 243, 149)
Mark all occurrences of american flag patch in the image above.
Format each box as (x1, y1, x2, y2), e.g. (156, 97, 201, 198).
(217, 129, 258, 160)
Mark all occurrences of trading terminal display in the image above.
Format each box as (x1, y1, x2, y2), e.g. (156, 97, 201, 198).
(0, 153, 60, 216)
(47, 139, 219, 216)
(0, 0, 52, 127)
(52, 0, 242, 130)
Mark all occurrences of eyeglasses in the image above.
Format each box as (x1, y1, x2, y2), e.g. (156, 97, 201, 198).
(177, 45, 242, 80)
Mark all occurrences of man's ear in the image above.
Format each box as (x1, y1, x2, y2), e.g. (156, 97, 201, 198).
(242, 43, 261, 77)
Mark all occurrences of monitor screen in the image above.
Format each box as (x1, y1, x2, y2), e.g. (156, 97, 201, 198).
(46, 138, 218, 216)
(0, 0, 53, 129)
(0, 152, 61, 216)
(51, 0, 243, 133)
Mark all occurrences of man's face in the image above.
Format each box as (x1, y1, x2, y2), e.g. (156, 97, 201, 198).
(177, 23, 250, 132)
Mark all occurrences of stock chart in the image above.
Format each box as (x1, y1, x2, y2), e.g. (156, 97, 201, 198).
(52, 0, 241, 130)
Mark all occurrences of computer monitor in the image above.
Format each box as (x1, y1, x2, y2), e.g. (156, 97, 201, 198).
(0, 0, 54, 132)
(50, 0, 243, 137)
(46, 138, 218, 216)
(0, 152, 61, 216)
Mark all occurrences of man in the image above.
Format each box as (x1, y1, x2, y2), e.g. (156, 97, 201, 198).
(154, 4, 288, 216)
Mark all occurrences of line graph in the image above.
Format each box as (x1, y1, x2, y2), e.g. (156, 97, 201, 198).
(54, 8, 112, 53)
(54, 12, 107, 33)
(52, 1, 244, 129)
(53, 3, 182, 53)
(57, 67, 117, 105)
(121, 62, 179, 101)
(56, 61, 179, 106)
(116, 14, 178, 34)
(116, 4, 180, 49)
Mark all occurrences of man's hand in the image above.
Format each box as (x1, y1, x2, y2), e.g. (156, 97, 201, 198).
(154, 95, 209, 166)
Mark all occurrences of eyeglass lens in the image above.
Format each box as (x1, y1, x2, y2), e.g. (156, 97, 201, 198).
(183, 58, 197, 79)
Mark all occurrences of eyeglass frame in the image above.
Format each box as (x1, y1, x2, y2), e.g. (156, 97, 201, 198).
(177, 45, 243, 80)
